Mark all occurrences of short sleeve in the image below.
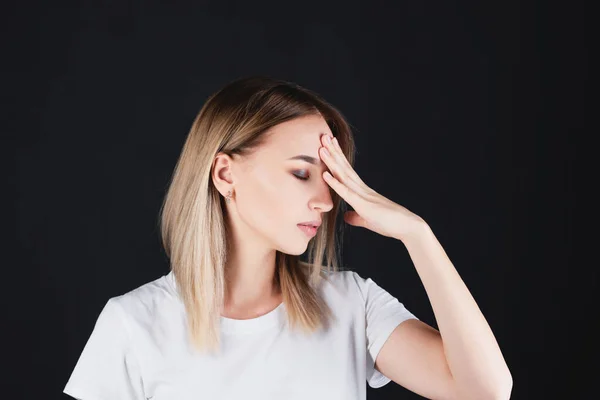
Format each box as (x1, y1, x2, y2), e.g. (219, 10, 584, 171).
(63, 298, 146, 400)
(351, 271, 419, 389)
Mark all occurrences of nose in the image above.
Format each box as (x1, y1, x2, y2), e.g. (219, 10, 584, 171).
(309, 180, 334, 213)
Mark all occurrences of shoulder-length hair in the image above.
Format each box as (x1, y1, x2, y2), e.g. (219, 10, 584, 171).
(158, 76, 356, 354)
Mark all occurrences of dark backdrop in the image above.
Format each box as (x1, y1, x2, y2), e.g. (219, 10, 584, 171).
(6, 1, 584, 399)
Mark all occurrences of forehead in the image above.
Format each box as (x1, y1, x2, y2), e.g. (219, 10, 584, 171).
(263, 114, 332, 153)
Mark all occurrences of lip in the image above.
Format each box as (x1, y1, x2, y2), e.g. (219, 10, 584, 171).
(297, 224, 318, 237)
(298, 220, 322, 228)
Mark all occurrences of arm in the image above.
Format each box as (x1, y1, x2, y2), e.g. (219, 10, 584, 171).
(314, 133, 512, 399)
(376, 223, 513, 400)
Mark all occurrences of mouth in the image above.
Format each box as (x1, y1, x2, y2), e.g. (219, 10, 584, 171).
(297, 224, 318, 237)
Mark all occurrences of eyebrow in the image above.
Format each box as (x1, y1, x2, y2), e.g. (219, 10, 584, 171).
(287, 155, 322, 166)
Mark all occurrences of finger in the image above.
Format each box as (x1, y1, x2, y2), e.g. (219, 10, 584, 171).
(323, 135, 368, 191)
(323, 170, 358, 207)
(344, 210, 367, 228)
(329, 137, 354, 171)
(332, 137, 369, 187)
(320, 135, 358, 189)
(320, 146, 364, 196)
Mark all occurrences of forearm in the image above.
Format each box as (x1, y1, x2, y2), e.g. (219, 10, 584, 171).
(400, 223, 513, 400)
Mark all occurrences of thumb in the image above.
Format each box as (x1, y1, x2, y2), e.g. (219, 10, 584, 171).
(343, 211, 366, 227)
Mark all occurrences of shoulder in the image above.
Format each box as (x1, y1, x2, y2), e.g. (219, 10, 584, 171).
(313, 267, 371, 304)
(108, 271, 180, 328)
(318, 267, 370, 292)
(316, 267, 408, 311)
(317, 267, 355, 289)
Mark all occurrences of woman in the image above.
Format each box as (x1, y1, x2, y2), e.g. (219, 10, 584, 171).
(63, 77, 512, 399)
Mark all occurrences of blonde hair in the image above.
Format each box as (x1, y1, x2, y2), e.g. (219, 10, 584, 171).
(158, 76, 356, 354)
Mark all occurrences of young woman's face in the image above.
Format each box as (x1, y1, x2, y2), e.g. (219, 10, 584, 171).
(226, 114, 335, 255)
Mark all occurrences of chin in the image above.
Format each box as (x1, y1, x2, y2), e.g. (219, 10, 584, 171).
(276, 238, 310, 256)
(279, 245, 308, 257)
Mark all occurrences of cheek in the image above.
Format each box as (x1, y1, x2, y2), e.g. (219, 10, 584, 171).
(237, 171, 295, 229)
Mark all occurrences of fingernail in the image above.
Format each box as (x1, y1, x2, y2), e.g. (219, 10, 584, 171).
(326, 135, 332, 144)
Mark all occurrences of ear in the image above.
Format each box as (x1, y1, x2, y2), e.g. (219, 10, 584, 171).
(212, 152, 235, 196)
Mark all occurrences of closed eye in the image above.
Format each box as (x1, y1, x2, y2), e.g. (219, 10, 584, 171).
(293, 171, 310, 181)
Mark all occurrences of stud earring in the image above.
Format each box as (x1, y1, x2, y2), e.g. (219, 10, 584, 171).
(225, 190, 232, 204)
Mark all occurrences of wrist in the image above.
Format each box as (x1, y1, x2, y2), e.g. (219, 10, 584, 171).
(395, 216, 432, 243)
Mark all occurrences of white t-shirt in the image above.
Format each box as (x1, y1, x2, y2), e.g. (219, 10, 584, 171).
(63, 269, 418, 400)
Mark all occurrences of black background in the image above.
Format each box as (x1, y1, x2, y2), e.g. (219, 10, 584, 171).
(5, 0, 584, 399)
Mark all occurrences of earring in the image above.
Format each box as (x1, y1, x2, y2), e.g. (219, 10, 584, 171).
(225, 190, 232, 204)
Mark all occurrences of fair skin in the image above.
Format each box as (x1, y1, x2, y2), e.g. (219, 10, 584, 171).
(213, 113, 512, 399)
(211, 114, 334, 319)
